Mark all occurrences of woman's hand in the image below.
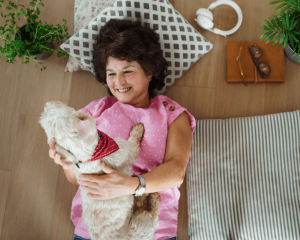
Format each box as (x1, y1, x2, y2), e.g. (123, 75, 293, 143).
(48, 137, 72, 170)
(78, 161, 139, 200)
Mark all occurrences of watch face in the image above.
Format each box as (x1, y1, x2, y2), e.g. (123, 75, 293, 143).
(136, 187, 145, 196)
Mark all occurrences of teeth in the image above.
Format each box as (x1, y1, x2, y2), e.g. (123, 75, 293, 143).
(118, 87, 131, 92)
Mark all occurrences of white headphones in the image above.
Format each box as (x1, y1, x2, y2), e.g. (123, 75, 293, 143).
(195, 0, 243, 37)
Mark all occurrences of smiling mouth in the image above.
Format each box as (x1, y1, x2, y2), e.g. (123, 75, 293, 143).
(117, 87, 131, 93)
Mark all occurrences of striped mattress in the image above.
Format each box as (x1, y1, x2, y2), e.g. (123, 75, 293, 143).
(186, 110, 300, 240)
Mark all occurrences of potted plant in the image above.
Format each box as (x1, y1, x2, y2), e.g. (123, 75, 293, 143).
(259, 0, 300, 64)
(0, 0, 71, 70)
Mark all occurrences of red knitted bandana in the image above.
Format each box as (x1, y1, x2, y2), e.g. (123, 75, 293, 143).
(78, 130, 119, 163)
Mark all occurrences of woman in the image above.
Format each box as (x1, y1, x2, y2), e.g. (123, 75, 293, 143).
(49, 19, 196, 240)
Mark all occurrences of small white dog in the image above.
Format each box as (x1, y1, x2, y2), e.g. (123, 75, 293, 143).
(39, 101, 160, 240)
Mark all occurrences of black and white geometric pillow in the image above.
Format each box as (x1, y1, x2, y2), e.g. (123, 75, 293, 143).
(60, 0, 214, 93)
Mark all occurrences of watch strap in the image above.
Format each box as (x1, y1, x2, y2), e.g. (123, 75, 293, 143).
(132, 175, 146, 187)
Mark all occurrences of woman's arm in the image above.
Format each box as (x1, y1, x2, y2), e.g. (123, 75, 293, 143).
(64, 167, 80, 187)
(77, 112, 193, 199)
(49, 138, 80, 187)
(137, 111, 193, 193)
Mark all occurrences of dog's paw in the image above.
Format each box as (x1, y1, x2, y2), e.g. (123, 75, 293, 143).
(129, 122, 145, 143)
(149, 192, 161, 203)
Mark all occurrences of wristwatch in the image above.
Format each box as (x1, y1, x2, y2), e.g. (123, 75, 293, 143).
(132, 175, 146, 197)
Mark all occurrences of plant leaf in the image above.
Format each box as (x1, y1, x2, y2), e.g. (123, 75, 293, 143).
(283, 33, 288, 49)
(269, 17, 281, 31)
(265, 0, 283, 6)
(266, 32, 277, 44)
(264, 19, 274, 29)
(282, 14, 287, 29)
(276, 5, 292, 16)
(260, 31, 274, 39)
(287, 32, 295, 50)
(272, 32, 282, 46)
(289, 14, 296, 30)
(271, 2, 287, 13)
(290, 32, 300, 43)
(279, 33, 285, 45)
(259, 25, 272, 31)
(284, 0, 298, 8)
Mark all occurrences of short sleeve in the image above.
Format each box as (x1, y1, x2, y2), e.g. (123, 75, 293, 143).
(80, 96, 117, 118)
(163, 97, 196, 134)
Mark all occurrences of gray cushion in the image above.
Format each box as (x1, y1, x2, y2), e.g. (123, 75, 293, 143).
(187, 110, 300, 240)
(65, 0, 116, 72)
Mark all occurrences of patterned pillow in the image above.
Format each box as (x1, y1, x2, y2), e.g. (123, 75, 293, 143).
(61, 0, 213, 93)
(65, 0, 116, 72)
(187, 110, 300, 240)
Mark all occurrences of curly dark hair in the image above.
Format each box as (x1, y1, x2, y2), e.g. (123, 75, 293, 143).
(92, 18, 168, 99)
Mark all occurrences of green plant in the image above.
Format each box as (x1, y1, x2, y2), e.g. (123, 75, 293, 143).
(0, 0, 71, 70)
(259, 0, 300, 63)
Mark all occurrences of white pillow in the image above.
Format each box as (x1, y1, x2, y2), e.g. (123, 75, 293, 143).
(61, 0, 213, 93)
(65, 0, 116, 72)
(187, 110, 300, 240)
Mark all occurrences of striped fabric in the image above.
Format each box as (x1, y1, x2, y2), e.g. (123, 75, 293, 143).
(186, 110, 300, 240)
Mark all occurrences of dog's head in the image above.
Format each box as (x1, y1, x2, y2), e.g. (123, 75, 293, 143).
(39, 101, 98, 160)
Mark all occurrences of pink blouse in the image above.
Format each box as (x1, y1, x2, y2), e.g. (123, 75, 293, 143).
(71, 94, 196, 240)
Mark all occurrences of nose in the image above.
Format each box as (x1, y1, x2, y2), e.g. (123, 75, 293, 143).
(115, 73, 126, 86)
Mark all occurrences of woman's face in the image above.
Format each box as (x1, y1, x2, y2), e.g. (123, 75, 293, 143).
(106, 57, 152, 109)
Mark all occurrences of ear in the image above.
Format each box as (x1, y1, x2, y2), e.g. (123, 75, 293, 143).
(76, 118, 92, 137)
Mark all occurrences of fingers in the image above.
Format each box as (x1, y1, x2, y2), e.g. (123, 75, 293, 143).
(87, 193, 100, 199)
(54, 152, 62, 165)
(80, 173, 108, 184)
(63, 162, 72, 170)
(48, 138, 69, 169)
(48, 138, 56, 158)
(80, 184, 99, 194)
(100, 161, 115, 174)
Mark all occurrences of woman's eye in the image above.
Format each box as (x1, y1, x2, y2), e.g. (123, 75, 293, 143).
(108, 73, 115, 77)
(125, 71, 132, 74)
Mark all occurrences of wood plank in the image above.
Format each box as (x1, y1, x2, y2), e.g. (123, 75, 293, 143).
(1, 115, 59, 240)
(50, 168, 78, 240)
(165, 85, 215, 120)
(19, 52, 73, 115)
(0, 170, 11, 238)
(0, 57, 28, 170)
(178, 177, 189, 240)
(69, 71, 109, 109)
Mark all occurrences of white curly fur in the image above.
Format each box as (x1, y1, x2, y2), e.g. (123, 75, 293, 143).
(39, 100, 160, 240)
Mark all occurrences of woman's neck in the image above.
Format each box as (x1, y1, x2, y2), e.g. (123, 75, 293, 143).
(133, 95, 151, 109)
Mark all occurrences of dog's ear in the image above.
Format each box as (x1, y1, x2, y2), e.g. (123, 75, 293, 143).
(76, 118, 92, 137)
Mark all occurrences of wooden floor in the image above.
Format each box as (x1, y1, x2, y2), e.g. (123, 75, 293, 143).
(1, 0, 299, 239)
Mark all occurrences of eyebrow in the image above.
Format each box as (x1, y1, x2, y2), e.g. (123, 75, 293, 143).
(106, 65, 135, 72)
